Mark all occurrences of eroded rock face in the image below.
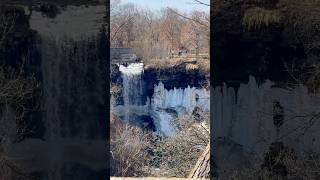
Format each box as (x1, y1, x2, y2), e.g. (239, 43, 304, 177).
(30, 5, 105, 38)
(37, 3, 60, 18)
(111, 60, 209, 107)
(144, 62, 208, 98)
(212, 0, 307, 86)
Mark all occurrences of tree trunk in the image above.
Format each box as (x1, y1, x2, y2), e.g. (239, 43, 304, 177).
(188, 145, 210, 179)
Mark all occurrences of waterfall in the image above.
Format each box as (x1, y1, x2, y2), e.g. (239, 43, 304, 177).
(40, 37, 106, 139)
(40, 37, 63, 140)
(150, 110, 176, 137)
(30, 5, 106, 140)
(37, 36, 107, 180)
(119, 63, 144, 121)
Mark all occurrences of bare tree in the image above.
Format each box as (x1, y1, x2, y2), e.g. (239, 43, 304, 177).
(193, 0, 210, 7)
(160, 9, 183, 57)
(167, 7, 209, 28)
(110, 2, 210, 60)
(110, 3, 138, 47)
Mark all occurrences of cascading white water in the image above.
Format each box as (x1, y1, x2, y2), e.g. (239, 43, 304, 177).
(119, 63, 144, 121)
(40, 37, 64, 140)
(155, 111, 176, 137)
(40, 37, 103, 139)
(31, 4, 106, 140)
(38, 36, 107, 180)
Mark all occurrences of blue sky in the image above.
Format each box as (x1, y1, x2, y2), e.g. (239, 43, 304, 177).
(119, 0, 210, 13)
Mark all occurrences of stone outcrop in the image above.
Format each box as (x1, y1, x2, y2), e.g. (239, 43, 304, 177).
(212, 0, 315, 86)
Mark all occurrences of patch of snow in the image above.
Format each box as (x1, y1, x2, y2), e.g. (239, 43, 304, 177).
(119, 63, 144, 76)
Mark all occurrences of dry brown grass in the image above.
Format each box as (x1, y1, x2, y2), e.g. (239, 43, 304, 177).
(110, 124, 153, 177)
(110, 109, 210, 178)
(223, 150, 320, 180)
(0, 152, 32, 180)
(196, 58, 210, 75)
(156, 112, 210, 178)
(243, 7, 281, 30)
(242, 0, 320, 53)
(0, 8, 38, 179)
(279, 0, 320, 54)
(0, 67, 39, 180)
(283, 152, 320, 179)
(0, 67, 40, 144)
(144, 58, 191, 70)
(0, 67, 39, 113)
(144, 56, 210, 76)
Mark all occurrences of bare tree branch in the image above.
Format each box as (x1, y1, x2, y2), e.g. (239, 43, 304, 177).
(193, 0, 210, 7)
(111, 16, 134, 41)
(167, 8, 209, 28)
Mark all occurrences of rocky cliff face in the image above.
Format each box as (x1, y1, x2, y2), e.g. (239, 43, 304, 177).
(111, 60, 209, 106)
(144, 61, 208, 98)
(212, 0, 309, 86)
